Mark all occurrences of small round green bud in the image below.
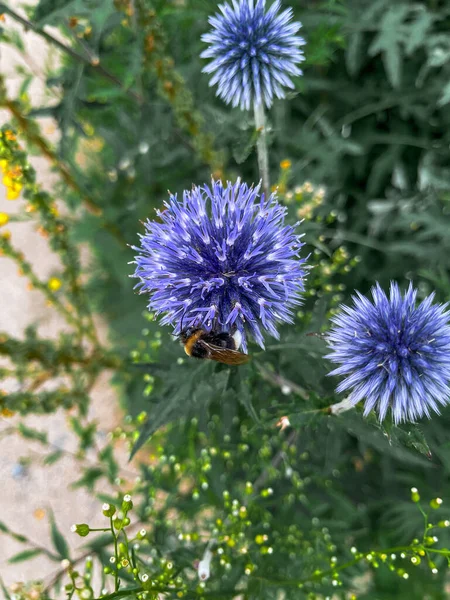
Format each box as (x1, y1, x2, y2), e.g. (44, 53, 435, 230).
(410, 487, 420, 503)
(70, 524, 90, 537)
(122, 495, 133, 512)
(102, 503, 116, 517)
(118, 543, 127, 556)
(113, 518, 123, 531)
(430, 498, 443, 510)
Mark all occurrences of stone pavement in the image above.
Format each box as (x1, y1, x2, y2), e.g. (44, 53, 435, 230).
(0, 3, 122, 593)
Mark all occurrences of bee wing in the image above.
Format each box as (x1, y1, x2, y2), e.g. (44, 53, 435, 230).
(198, 340, 250, 366)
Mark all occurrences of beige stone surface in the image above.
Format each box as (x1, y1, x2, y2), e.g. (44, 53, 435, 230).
(0, 3, 123, 593)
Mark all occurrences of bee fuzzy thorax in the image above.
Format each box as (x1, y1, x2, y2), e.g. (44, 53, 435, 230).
(183, 329, 205, 357)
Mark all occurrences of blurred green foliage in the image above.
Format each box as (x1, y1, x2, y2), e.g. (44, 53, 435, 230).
(1, 0, 450, 598)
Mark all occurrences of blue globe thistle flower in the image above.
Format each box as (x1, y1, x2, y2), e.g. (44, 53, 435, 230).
(201, 0, 305, 110)
(326, 282, 450, 424)
(132, 179, 307, 352)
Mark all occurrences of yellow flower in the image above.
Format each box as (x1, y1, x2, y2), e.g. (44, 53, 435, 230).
(0, 213, 9, 226)
(48, 277, 62, 292)
(0, 159, 8, 172)
(280, 159, 292, 170)
(1, 407, 15, 418)
(6, 183, 22, 200)
(4, 130, 16, 141)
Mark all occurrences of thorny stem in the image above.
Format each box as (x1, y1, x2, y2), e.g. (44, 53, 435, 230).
(254, 102, 270, 198)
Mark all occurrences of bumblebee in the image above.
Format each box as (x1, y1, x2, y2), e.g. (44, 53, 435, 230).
(180, 327, 249, 366)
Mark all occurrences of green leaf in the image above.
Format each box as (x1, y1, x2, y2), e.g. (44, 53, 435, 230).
(17, 424, 47, 444)
(0, 574, 11, 600)
(44, 450, 64, 465)
(403, 8, 434, 55)
(99, 445, 119, 483)
(397, 426, 432, 459)
(346, 31, 364, 76)
(71, 467, 104, 491)
(438, 81, 450, 107)
(232, 128, 258, 165)
(0, 520, 9, 533)
(48, 509, 70, 560)
(8, 548, 43, 564)
(238, 384, 260, 424)
(130, 363, 211, 459)
(369, 5, 410, 88)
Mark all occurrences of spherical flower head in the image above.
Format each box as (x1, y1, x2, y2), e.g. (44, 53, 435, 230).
(326, 282, 450, 424)
(201, 0, 305, 110)
(132, 179, 307, 352)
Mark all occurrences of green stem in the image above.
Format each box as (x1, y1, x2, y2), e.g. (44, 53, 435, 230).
(254, 102, 270, 198)
(110, 518, 120, 592)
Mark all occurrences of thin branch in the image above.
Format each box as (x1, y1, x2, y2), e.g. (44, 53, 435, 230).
(1, 5, 143, 104)
(1, 93, 128, 248)
(256, 362, 310, 400)
(252, 429, 298, 492)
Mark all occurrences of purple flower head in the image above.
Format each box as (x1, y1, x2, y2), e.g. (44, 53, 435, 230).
(326, 282, 450, 424)
(132, 180, 307, 352)
(201, 0, 305, 110)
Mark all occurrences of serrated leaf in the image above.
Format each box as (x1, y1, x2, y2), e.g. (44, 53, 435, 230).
(8, 548, 43, 564)
(130, 363, 211, 459)
(48, 509, 70, 560)
(71, 467, 104, 491)
(369, 5, 410, 88)
(232, 128, 258, 165)
(404, 8, 434, 55)
(398, 426, 432, 459)
(239, 385, 260, 423)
